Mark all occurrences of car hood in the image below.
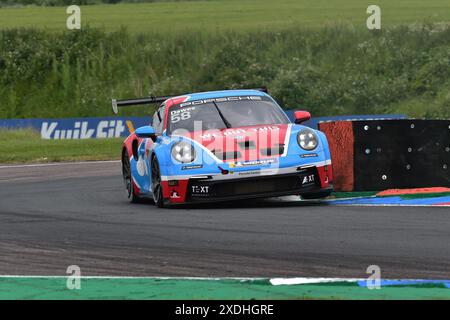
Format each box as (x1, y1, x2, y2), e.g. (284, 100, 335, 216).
(176, 124, 291, 162)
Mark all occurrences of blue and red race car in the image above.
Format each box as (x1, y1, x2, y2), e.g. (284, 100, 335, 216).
(112, 88, 333, 207)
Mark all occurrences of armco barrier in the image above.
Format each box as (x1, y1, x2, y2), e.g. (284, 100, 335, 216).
(0, 113, 404, 140)
(319, 119, 450, 191)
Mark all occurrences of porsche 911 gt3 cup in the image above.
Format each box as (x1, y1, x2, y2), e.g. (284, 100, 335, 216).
(112, 88, 333, 207)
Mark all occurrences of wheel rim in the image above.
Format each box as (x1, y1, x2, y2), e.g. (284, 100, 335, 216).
(152, 158, 162, 203)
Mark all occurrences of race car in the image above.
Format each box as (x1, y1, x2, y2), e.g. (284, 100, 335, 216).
(112, 88, 333, 207)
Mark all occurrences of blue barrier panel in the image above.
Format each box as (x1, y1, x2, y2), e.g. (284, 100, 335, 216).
(0, 117, 150, 139)
(0, 114, 406, 139)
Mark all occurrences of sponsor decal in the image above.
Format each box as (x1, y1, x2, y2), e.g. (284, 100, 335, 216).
(301, 174, 315, 185)
(223, 129, 247, 137)
(229, 159, 276, 168)
(237, 170, 260, 176)
(170, 107, 196, 124)
(170, 190, 181, 199)
(191, 185, 210, 195)
(182, 164, 203, 170)
(0, 117, 150, 140)
(301, 153, 319, 158)
(179, 96, 262, 108)
(250, 126, 280, 132)
(41, 120, 126, 139)
(136, 156, 148, 177)
(199, 126, 280, 140)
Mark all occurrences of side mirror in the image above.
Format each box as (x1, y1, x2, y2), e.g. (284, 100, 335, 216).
(135, 126, 157, 141)
(293, 110, 311, 124)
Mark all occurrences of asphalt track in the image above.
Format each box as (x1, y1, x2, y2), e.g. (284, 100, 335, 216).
(0, 161, 449, 279)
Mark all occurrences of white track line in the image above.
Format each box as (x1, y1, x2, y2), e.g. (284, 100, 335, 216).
(0, 160, 120, 169)
(0, 275, 264, 280)
(1, 276, 443, 286)
(270, 278, 365, 285)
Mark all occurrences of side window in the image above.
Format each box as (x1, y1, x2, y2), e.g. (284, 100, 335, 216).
(152, 110, 160, 133)
(158, 105, 166, 133)
(152, 105, 165, 134)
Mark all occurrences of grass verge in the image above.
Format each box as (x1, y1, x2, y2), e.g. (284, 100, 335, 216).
(0, 128, 121, 163)
(1, 0, 450, 33)
(0, 277, 449, 300)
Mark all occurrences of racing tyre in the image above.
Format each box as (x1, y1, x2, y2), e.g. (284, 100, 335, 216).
(151, 156, 164, 208)
(122, 151, 140, 203)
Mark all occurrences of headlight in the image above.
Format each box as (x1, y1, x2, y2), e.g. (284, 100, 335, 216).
(171, 141, 196, 163)
(297, 128, 318, 150)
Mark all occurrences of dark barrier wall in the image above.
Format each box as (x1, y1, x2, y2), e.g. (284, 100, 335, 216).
(319, 119, 450, 191)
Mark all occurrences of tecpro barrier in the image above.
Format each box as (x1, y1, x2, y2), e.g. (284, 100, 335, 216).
(320, 119, 450, 191)
(0, 113, 404, 140)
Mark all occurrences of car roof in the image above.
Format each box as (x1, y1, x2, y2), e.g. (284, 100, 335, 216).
(174, 89, 269, 102)
(161, 89, 276, 130)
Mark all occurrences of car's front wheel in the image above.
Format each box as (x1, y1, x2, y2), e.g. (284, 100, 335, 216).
(122, 150, 140, 203)
(151, 156, 164, 208)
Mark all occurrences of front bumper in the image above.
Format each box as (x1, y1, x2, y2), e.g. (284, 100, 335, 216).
(162, 165, 333, 205)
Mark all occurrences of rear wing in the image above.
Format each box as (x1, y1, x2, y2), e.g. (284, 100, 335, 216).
(112, 96, 171, 114)
(111, 87, 268, 114)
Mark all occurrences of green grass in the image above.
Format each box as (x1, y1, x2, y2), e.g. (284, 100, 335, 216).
(0, 0, 450, 33)
(0, 129, 121, 163)
(0, 277, 449, 300)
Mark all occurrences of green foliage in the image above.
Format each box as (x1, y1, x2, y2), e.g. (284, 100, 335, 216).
(0, 128, 122, 163)
(0, 24, 449, 120)
(0, 0, 197, 6)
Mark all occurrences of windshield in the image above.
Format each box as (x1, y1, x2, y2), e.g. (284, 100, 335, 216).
(167, 96, 289, 133)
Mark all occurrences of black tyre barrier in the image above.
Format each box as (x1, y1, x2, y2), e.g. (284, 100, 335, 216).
(320, 119, 450, 191)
